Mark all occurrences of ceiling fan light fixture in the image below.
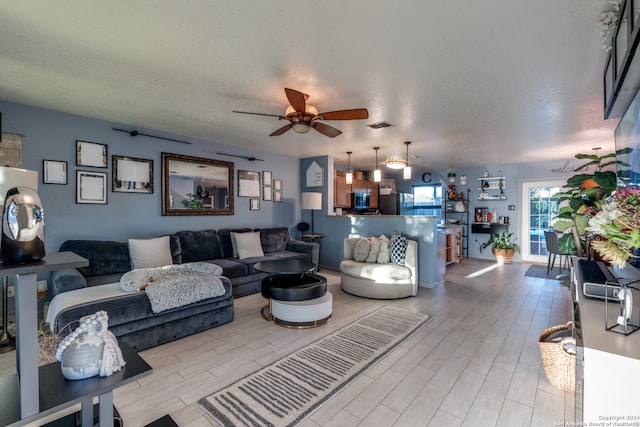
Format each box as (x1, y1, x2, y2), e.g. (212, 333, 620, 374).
(285, 104, 318, 117)
(291, 122, 312, 134)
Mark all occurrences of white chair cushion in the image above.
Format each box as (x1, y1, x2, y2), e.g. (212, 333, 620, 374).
(366, 237, 381, 263)
(390, 232, 407, 265)
(340, 260, 412, 282)
(377, 234, 391, 264)
(353, 238, 370, 262)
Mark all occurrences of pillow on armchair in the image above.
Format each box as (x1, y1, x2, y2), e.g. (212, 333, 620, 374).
(354, 238, 371, 262)
(390, 232, 407, 265)
(377, 234, 391, 264)
(366, 237, 381, 263)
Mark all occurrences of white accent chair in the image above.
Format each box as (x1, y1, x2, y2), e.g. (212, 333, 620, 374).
(340, 237, 418, 299)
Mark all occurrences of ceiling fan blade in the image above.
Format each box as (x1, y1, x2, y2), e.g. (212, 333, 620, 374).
(312, 122, 342, 138)
(284, 88, 306, 113)
(315, 108, 369, 121)
(270, 124, 292, 136)
(232, 110, 286, 119)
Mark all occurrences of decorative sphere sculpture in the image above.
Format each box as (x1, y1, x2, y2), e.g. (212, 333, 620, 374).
(55, 311, 126, 380)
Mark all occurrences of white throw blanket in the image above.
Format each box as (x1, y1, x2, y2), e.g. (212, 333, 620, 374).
(120, 262, 227, 313)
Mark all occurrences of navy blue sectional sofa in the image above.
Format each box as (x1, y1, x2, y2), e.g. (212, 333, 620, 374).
(47, 227, 319, 351)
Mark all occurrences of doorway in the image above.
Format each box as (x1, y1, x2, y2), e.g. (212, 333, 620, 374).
(520, 180, 564, 263)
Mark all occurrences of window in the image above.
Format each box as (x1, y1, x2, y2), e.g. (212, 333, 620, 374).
(413, 184, 442, 216)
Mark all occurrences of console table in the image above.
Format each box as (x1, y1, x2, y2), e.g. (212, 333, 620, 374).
(573, 259, 640, 423)
(0, 252, 153, 426)
(1, 342, 152, 426)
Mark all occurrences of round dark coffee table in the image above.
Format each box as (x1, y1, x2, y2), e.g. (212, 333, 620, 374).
(254, 259, 331, 328)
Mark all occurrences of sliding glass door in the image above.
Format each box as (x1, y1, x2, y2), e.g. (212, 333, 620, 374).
(520, 180, 564, 263)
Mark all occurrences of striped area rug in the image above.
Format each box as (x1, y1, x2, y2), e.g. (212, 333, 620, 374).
(198, 306, 430, 427)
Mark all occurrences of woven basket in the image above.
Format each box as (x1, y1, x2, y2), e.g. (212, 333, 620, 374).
(538, 322, 576, 394)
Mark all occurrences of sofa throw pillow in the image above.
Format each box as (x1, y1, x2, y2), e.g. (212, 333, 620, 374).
(128, 236, 173, 270)
(230, 232, 240, 258)
(235, 231, 265, 259)
(377, 234, 391, 264)
(366, 237, 381, 263)
(354, 238, 371, 262)
(390, 232, 407, 265)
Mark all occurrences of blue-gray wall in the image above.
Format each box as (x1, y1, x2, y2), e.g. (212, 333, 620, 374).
(0, 100, 303, 252)
(3, 95, 603, 268)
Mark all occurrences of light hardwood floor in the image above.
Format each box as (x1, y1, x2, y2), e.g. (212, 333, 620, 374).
(1, 259, 574, 426)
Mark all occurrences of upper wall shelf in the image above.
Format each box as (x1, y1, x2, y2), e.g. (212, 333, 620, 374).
(604, 0, 640, 118)
(478, 176, 507, 200)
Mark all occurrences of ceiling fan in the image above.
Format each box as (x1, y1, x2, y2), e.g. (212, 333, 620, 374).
(233, 88, 369, 138)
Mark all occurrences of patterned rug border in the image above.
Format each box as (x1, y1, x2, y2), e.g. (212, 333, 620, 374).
(198, 305, 430, 427)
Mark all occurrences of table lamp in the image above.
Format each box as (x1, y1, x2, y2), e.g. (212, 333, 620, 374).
(301, 192, 322, 235)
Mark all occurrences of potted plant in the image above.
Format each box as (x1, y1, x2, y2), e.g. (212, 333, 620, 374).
(553, 148, 630, 257)
(447, 172, 456, 183)
(182, 193, 204, 209)
(482, 232, 521, 264)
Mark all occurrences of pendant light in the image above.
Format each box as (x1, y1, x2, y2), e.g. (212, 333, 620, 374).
(403, 141, 412, 180)
(373, 147, 381, 182)
(345, 151, 353, 185)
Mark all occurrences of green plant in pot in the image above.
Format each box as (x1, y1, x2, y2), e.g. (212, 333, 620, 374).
(182, 193, 204, 209)
(553, 148, 630, 256)
(482, 232, 521, 264)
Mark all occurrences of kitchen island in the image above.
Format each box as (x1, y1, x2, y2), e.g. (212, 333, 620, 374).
(319, 214, 446, 288)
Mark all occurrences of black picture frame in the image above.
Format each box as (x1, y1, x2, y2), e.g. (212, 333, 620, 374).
(43, 160, 67, 185)
(76, 170, 108, 204)
(76, 140, 108, 168)
(238, 170, 261, 197)
(112, 155, 153, 193)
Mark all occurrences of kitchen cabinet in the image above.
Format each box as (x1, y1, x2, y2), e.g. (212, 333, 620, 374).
(333, 174, 379, 209)
(444, 226, 463, 265)
(368, 182, 379, 209)
(334, 175, 351, 208)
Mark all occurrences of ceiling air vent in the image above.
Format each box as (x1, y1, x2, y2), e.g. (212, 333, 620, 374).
(367, 121, 393, 129)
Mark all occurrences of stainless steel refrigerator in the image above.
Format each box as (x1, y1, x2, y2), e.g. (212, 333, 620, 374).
(378, 193, 413, 215)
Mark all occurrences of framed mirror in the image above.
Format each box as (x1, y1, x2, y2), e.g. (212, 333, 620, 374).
(162, 152, 234, 215)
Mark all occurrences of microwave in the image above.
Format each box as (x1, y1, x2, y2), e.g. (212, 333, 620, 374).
(352, 192, 370, 210)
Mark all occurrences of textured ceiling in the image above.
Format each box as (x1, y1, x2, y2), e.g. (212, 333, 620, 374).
(0, 0, 621, 171)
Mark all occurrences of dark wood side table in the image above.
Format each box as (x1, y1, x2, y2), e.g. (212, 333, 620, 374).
(1, 342, 152, 426)
(301, 233, 324, 242)
(0, 252, 89, 421)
